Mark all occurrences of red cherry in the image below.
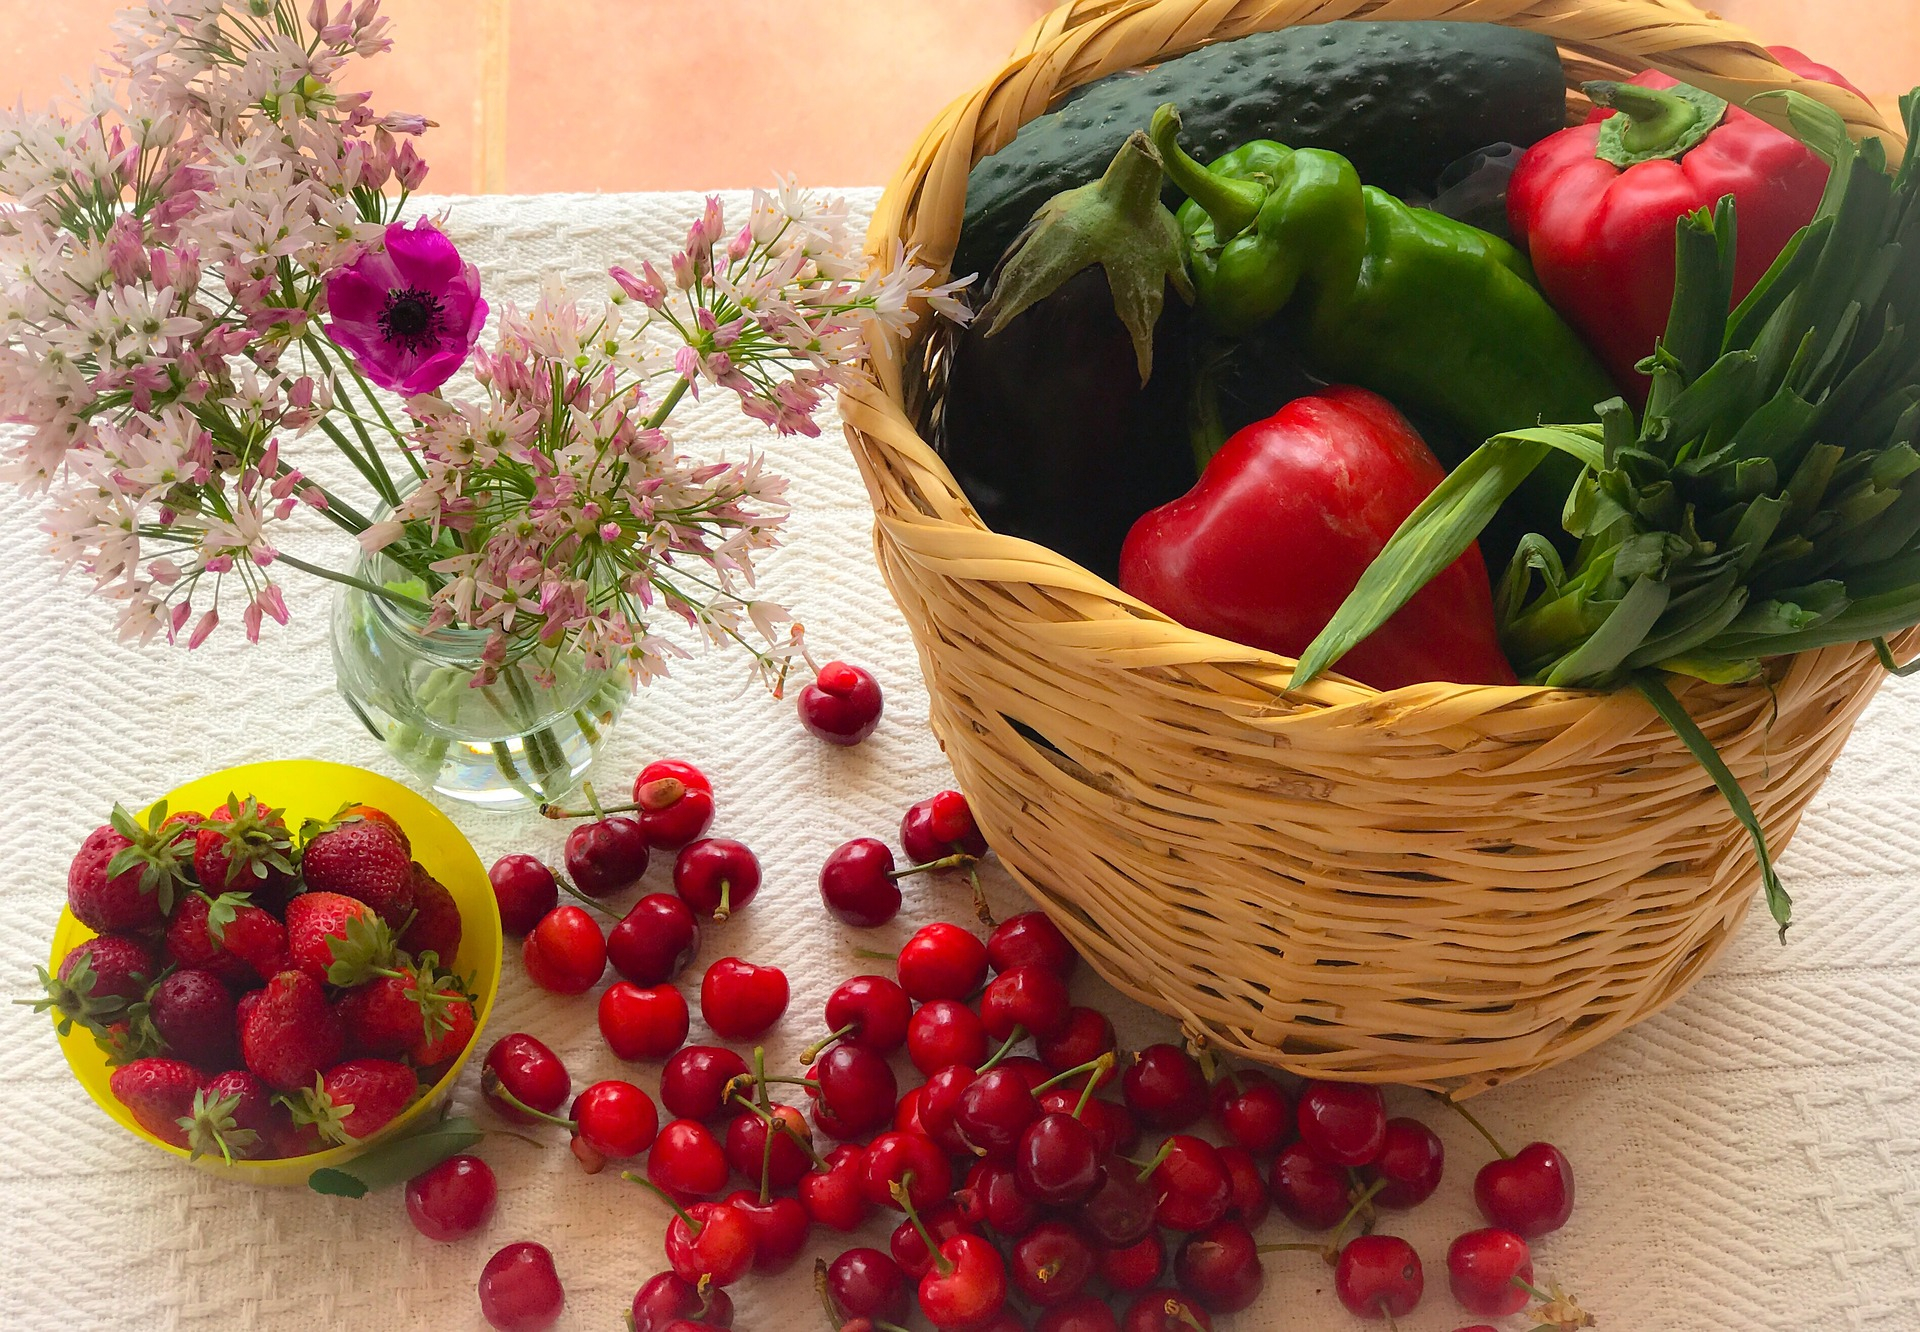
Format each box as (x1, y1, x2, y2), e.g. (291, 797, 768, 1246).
(955, 1067, 1040, 1160)
(1121, 1289, 1212, 1332)
(631, 1272, 734, 1332)
(908, 999, 988, 1075)
(798, 660, 884, 745)
(663, 1200, 757, 1287)
(1082, 1158, 1159, 1247)
(699, 956, 789, 1040)
(1099, 1232, 1165, 1292)
(660, 1046, 750, 1121)
(862, 1130, 952, 1211)
(1009, 1220, 1096, 1308)
(1366, 1117, 1445, 1209)
(920, 1064, 981, 1155)
(825, 1246, 910, 1322)
(814, 1043, 900, 1138)
(1268, 1140, 1350, 1230)
(1173, 1218, 1263, 1314)
(634, 760, 716, 849)
(722, 1190, 808, 1274)
(800, 1144, 872, 1231)
(1209, 1070, 1291, 1155)
(902, 790, 989, 862)
(482, 1033, 571, 1125)
(1038, 1295, 1121, 1332)
(674, 838, 761, 921)
(1149, 1135, 1231, 1232)
(1016, 1111, 1105, 1207)
(1037, 1007, 1116, 1074)
(979, 964, 1072, 1041)
(1447, 1228, 1532, 1317)
(897, 922, 989, 1002)
(1121, 1045, 1208, 1130)
(958, 1157, 1043, 1237)
(896, 1086, 928, 1136)
(986, 910, 1076, 978)
(571, 1080, 659, 1168)
(478, 1241, 565, 1331)
(1475, 1142, 1575, 1238)
(1335, 1234, 1424, 1320)
(405, 1154, 497, 1241)
(489, 855, 558, 936)
(608, 893, 701, 985)
(522, 906, 606, 994)
(599, 981, 691, 1061)
(724, 1102, 812, 1190)
(648, 1118, 730, 1199)
(917, 1233, 1008, 1331)
(890, 1198, 972, 1278)
(1297, 1080, 1387, 1167)
(813, 974, 913, 1056)
(1217, 1146, 1269, 1230)
(565, 813, 650, 896)
(818, 838, 902, 928)
(1039, 1089, 1136, 1159)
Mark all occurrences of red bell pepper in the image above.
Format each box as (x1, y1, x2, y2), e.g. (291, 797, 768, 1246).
(1508, 69, 1834, 404)
(1117, 387, 1515, 691)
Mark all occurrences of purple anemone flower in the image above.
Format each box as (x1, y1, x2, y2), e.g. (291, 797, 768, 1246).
(323, 219, 487, 396)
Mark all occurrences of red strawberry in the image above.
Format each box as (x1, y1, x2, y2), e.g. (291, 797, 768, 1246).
(68, 803, 194, 931)
(26, 934, 158, 1036)
(192, 795, 297, 901)
(148, 968, 239, 1069)
(342, 804, 410, 855)
(165, 892, 287, 986)
(336, 960, 476, 1065)
(107, 1057, 203, 1148)
(411, 981, 476, 1066)
(284, 892, 393, 983)
(300, 813, 414, 928)
(293, 1058, 417, 1143)
(239, 970, 344, 1092)
(182, 1069, 286, 1163)
(400, 863, 462, 967)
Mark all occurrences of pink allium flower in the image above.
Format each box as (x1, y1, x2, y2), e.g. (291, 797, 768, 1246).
(323, 219, 487, 396)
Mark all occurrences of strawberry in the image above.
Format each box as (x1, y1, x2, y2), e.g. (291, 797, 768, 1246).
(300, 811, 414, 928)
(67, 802, 194, 931)
(147, 968, 238, 1069)
(182, 1070, 285, 1163)
(336, 955, 476, 1064)
(342, 803, 411, 856)
(192, 795, 297, 900)
(284, 892, 391, 982)
(23, 934, 158, 1036)
(107, 1057, 202, 1148)
(165, 891, 287, 986)
(292, 1058, 417, 1144)
(400, 863, 462, 966)
(239, 970, 344, 1092)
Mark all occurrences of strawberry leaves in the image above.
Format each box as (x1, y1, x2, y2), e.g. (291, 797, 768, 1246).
(201, 793, 297, 890)
(199, 890, 249, 945)
(290, 1072, 358, 1146)
(20, 954, 126, 1037)
(103, 800, 192, 915)
(323, 910, 399, 987)
(179, 1088, 259, 1166)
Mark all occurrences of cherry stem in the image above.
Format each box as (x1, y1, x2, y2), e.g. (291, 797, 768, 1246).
(1071, 1054, 1115, 1119)
(481, 1071, 576, 1131)
(1436, 1093, 1512, 1159)
(889, 1175, 954, 1276)
(1327, 1177, 1389, 1254)
(582, 781, 605, 819)
(851, 947, 897, 962)
(1033, 1050, 1115, 1099)
(752, 1045, 772, 1116)
(799, 1023, 858, 1066)
(539, 798, 645, 820)
(1255, 1243, 1329, 1255)
(729, 1092, 831, 1170)
(885, 852, 976, 881)
(967, 863, 994, 925)
(714, 879, 732, 922)
(977, 1025, 1025, 1073)
(620, 1171, 701, 1236)
(1130, 1139, 1174, 1184)
(758, 1096, 776, 1205)
(1377, 1303, 1399, 1332)
(557, 875, 621, 919)
(1165, 1298, 1206, 1331)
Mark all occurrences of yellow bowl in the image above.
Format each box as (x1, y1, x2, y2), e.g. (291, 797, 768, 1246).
(47, 759, 503, 1186)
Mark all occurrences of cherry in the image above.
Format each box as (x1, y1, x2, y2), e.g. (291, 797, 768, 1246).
(896, 1086, 928, 1136)
(631, 1272, 734, 1332)
(902, 790, 989, 862)
(1217, 1146, 1269, 1229)
(814, 1043, 900, 1138)
(1040, 1088, 1136, 1159)
(522, 905, 606, 994)
(1099, 1232, 1165, 1292)
(986, 911, 1076, 979)
(489, 854, 559, 936)
(1038, 1296, 1121, 1332)
(917, 1065, 980, 1155)
(660, 1046, 750, 1121)
(863, 1130, 952, 1211)
(1268, 1140, 1350, 1230)
(959, 1157, 1042, 1237)
(723, 1189, 809, 1274)
(405, 1153, 497, 1241)
(955, 1067, 1040, 1159)
(1121, 1289, 1212, 1332)
(996, 1052, 1053, 1093)
(570, 1080, 659, 1170)
(800, 1144, 872, 1231)
(648, 1118, 730, 1199)
(1037, 1007, 1115, 1074)
(979, 963, 1072, 1041)
(908, 999, 989, 1075)
(699, 956, 789, 1039)
(1474, 1142, 1575, 1239)
(633, 760, 716, 848)
(1297, 1080, 1387, 1167)
(1366, 1116, 1445, 1209)
(600, 981, 691, 1061)
(798, 660, 884, 745)
(825, 1247, 910, 1323)
(657, 1196, 757, 1288)
(1447, 1228, 1532, 1317)
(478, 1241, 565, 1331)
(1335, 1234, 1424, 1320)
(1146, 1135, 1231, 1232)
(1209, 1070, 1291, 1155)
(806, 974, 912, 1060)
(1121, 1045, 1208, 1130)
(482, 1033, 570, 1125)
(608, 893, 701, 985)
(565, 810, 650, 896)
(1008, 1220, 1096, 1308)
(916, 1232, 1009, 1331)
(1082, 1159, 1159, 1247)
(897, 922, 989, 1002)
(1017, 1111, 1105, 1207)
(724, 1101, 812, 1190)
(673, 838, 761, 921)
(818, 839, 899, 927)
(890, 1198, 972, 1278)
(1173, 1218, 1262, 1314)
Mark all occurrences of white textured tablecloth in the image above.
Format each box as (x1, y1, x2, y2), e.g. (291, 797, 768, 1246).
(1, 189, 1916, 1331)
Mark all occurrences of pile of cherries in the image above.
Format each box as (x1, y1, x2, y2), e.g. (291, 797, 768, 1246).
(436, 753, 1590, 1332)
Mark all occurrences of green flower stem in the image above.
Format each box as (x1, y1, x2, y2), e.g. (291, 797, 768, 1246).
(303, 334, 406, 503)
(275, 552, 434, 613)
(643, 376, 691, 431)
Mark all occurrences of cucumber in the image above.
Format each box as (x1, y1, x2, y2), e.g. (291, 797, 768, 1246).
(956, 21, 1567, 278)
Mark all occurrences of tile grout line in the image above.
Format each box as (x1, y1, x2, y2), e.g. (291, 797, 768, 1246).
(475, 0, 510, 194)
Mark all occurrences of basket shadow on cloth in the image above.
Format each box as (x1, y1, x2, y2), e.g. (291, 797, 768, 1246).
(839, 0, 1910, 1094)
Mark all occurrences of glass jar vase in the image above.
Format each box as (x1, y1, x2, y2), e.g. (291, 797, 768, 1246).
(330, 551, 630, 809)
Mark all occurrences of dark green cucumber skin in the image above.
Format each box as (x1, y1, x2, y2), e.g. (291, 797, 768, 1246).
(956, 21, 1568, 279)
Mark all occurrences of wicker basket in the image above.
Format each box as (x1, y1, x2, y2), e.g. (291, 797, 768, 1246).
(841, 0, 1910, 1094)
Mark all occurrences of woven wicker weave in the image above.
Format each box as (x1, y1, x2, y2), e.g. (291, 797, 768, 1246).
(842, 0, 1910, 1094)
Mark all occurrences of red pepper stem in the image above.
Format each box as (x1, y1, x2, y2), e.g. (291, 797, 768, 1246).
(1435, 1093, 1512, 1159)
(889, 1175, 954, 1277)
(481, 1070, 576, 1131)
(1151, 102, 1265, 240)
(799, 1023, 858, 1065)
(621, 1171, 702, 1235)
(976, 1026, 1026, 1073)
(1584, 78, 1729, 166)
(885, 852, 975, 881)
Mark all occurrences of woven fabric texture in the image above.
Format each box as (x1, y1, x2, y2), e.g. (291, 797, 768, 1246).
(0, 189, 1913, 1330)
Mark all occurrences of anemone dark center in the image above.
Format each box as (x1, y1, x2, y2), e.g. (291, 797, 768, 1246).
(378, 287, 444, 352)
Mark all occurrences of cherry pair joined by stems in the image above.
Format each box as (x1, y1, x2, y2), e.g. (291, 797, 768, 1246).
(900, 791, 994, 923)
(540, 760, 714, 849)
(819, 841, 977, 929)
(889, 1178, 1010, 1329)
(484, 1071, 658, 1173)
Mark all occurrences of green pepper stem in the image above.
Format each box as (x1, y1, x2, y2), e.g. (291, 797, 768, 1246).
(1151, 102, 1264, 240)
